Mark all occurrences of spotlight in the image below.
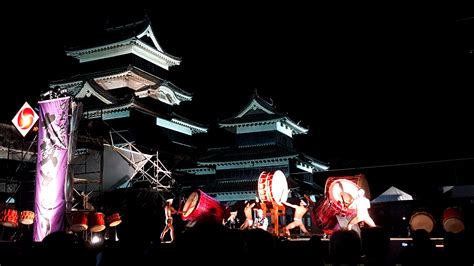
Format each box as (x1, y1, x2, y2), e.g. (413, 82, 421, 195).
(91, 234, 102, 244)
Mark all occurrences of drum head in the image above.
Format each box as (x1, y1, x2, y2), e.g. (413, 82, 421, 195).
(443, 207, 464, 233)
(271, 170, 288, 205)
(443, 218, 464, 233)
(410, 212, 434, 233)
(328, 179, 360, 209)
(107, 213, 122, 227)
(182, 192, 199, 218)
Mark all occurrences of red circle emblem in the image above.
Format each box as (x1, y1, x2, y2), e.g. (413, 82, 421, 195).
(18, 107, 35, 130)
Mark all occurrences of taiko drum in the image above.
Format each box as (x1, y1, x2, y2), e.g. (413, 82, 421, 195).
(70, 211, 88, 232)
(443, 207, 464, 233)
(107, 213, 122, 227)
(410, 211, 435, 234)
(0, 208, 18, 228)
(89, 212, 106, 232)
(181, 189, 224, 223)
(257, 170, 288, 206)
(19, 210, 35, 225)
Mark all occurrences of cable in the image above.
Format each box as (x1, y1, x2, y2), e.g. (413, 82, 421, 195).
(323, 157, 474, 172)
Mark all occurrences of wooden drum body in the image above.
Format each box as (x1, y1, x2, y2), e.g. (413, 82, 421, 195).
(19, 210, 35, 225)
(70, 211, 88, 232)
(0, 208, 18, 228)
(89, 212, 106, 232)
(181, 189, 224, 223)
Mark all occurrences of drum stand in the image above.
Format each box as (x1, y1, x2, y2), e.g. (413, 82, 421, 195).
(106, 226, 119, 241)
(15, 223, 31, 242)
(270, 202, 285, 236)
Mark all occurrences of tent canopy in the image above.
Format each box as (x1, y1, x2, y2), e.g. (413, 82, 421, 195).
(72, 144, 152, 192)
(371, 186, 413, 203)
(441, 185, 474, 198)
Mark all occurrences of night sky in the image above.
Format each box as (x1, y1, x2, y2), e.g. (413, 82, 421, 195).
(2, 4, 473, 196)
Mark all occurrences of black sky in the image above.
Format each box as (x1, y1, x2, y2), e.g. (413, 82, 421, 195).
(2, 4, 473, 195)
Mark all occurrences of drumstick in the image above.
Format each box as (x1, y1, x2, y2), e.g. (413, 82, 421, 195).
(338, 182, 347, 206)
(278, 188, 287, 203)
(178, 197, 183, 212)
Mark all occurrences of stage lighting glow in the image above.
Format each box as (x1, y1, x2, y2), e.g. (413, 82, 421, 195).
(91, 235, 101, 244)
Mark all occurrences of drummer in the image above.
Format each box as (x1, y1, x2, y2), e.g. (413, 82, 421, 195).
(282, 199, 310, 236)
(160, 198, 178, 243)
(346, 188, 376, 231)
(239, 201, 255, 230)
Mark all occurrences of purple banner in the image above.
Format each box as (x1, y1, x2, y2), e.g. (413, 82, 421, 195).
(34, 97, 70, 242)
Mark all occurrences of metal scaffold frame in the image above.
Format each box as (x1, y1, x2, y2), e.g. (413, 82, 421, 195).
(108, 127, 174, 192)
(0, 127, 38, 208)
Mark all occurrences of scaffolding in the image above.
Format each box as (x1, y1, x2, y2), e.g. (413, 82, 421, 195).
(108, 127, 174, 192)
(0, 124, 37, 209)
(69, 123, 175, 211)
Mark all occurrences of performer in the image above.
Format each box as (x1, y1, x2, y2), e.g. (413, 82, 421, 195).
(253, 209, 268, 230)
(160, 198, 178, 242)
(224, 210, 239, 229)
(283, 199, 310, 236)
(346, 188, 376, 231)
(239, 201, 255, 230)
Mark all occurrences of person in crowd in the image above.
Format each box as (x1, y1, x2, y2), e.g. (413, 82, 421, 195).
(253, 209, 268, 230)
(224, 210, 239, 229)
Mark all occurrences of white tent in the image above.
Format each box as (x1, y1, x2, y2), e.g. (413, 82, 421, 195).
(441, 185, 474, 198)
(72, 144, 153, 192)
(372, 186, 413, 203)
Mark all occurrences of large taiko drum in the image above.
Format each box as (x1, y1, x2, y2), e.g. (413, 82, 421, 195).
(89, 212, 106, 232)
(107, 213, 122, 227)
(410, 211, 435, 234)
(258, 170, 288, 206)
(313, 175, 368, 229)
(181, 189, 224, 223)
(442, 207, 464, 233)
(19, 210, 35, 225)
(70, 211, 88, 232)
(0, 208, 18, 228)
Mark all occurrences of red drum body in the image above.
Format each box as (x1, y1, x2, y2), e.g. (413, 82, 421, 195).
(107, 213, 122, 227)
(313, 199, 340, 229)
(89, 212, 106, 232)
(258, 170, 288, 206)
(181, 190, 224, 223)
(19, 210, 35, 225)
(410, 211, 435, 234)
(70, 211, 88, 232)
(0, 208, 18, 228)
(443, 207, 464, 233)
